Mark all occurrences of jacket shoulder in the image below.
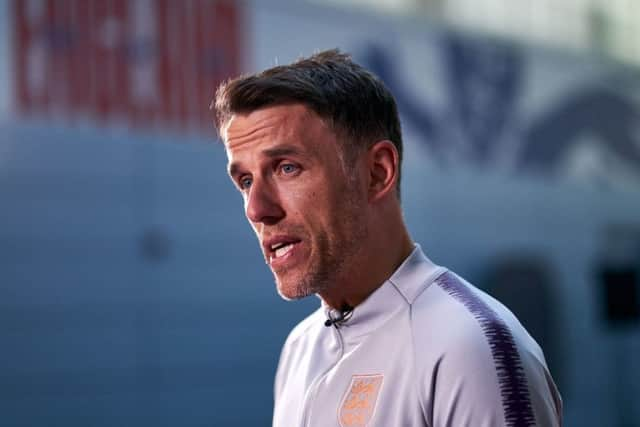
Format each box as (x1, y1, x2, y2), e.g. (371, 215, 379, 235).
(408, 271, 561, 426)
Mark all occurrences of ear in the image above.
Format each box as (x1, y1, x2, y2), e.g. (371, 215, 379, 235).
(367, 140, 399, 202)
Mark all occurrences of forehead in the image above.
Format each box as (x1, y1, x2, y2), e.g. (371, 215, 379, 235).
(223, 105, 341, 170)
(224, 104, 327, 149)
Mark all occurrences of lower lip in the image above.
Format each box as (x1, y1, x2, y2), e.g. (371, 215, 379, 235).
(269, 242, 303, 270)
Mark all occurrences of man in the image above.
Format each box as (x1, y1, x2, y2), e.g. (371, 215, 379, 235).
(214, 49, 562, 427)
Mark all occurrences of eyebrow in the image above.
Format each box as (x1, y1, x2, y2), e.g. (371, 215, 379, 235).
(263, 145, 303, 158)
(227, 144, 305, 178)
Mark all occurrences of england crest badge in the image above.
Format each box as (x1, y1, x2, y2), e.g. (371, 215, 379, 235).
(338, 374, 384, 427)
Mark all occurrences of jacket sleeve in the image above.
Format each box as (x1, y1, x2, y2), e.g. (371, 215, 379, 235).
(418, 314, 562, 427)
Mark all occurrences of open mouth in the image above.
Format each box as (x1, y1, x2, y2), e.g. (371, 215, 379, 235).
(271, 241, 296, 259)
(264, 237, 302, 265)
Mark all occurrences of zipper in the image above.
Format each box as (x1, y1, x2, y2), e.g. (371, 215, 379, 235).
(299, 324, 345, 427)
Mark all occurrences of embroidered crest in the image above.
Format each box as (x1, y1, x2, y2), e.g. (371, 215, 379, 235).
(338, 374, 384, 427)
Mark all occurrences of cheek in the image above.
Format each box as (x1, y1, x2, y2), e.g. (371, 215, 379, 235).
(287, 186, 320, 209)
(284, 175, 342, 222)
(289, 193, 330, 228)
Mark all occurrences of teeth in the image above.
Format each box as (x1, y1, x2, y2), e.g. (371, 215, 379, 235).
(274, 243, 293, 259)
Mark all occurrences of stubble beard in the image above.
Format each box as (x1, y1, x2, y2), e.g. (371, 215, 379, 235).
(275, 188, 367, 301)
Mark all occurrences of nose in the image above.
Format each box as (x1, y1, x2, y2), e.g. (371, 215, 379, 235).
(245, 178, 285, 225)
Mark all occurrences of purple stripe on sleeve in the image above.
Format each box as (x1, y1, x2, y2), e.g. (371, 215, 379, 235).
(436, 272, 536, 427)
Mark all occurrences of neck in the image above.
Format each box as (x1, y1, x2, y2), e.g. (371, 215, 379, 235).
(319, 212, 414, 310)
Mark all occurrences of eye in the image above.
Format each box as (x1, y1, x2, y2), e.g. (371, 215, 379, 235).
(239, 176, 253, 190)
(279, 163, 299, 175)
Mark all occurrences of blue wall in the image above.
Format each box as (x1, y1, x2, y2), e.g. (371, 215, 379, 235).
(0, 123, 319, 426)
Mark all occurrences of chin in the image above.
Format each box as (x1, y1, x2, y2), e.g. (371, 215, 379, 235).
(276, 284, 309, 301)
(275, 277, 314, 301)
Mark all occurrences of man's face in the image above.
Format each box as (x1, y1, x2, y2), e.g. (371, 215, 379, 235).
(224, 104, 367, 300)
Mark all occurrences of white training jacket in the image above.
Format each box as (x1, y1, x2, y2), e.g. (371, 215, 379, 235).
(273, 245, 562, 427)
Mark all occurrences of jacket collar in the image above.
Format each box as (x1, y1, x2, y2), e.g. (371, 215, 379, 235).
(322, 244, 447, 343)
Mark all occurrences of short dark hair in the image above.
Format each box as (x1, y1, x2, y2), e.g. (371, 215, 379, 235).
(213, 49, 403, 194)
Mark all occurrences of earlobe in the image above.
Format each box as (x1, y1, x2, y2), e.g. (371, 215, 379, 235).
(368, 140, 398, 202)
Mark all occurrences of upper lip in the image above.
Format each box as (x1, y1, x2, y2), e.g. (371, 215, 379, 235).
(262, 235, 301, 257)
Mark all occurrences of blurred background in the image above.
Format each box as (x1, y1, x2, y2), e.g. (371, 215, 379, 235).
(1, 0, 639, 425)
